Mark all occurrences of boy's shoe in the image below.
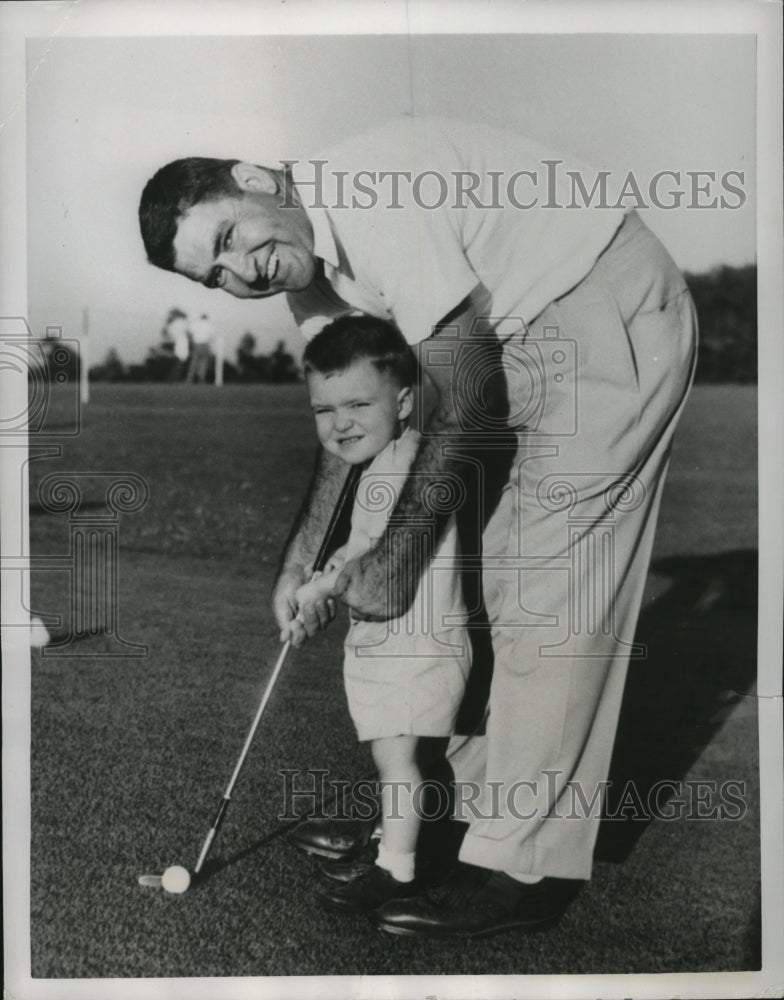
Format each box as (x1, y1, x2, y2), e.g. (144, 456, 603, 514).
(319, 840, 455, 888)
(370, 864, 583, 938)
(289, 817, 379, 860)
(290, 805, 465, 862)
(289, 819, 380, 861)
(318, 865, 421, 914)
(320, 840, 379, 883)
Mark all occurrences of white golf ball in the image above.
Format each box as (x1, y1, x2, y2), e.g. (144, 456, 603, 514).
(30, 617, 51, 648)
(161, 865, 191, 894)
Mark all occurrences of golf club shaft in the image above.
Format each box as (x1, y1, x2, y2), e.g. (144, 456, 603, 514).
(193, 462, 362, 874)
(194, 639, 292, 873)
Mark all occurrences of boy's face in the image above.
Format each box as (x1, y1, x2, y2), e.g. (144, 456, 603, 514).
(307, 359, 412, 465)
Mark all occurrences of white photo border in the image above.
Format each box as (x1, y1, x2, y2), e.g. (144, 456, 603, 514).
(2, 2, 782, 998)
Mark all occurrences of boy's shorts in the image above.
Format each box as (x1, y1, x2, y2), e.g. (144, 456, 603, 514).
(343, 620, 471, 742)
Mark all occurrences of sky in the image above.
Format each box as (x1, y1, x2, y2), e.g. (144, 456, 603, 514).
(26, 32, 756, 366)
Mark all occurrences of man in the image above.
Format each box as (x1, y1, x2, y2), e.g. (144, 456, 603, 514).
(139, 117, 697, 937)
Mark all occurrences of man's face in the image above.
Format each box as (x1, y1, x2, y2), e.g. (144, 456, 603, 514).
(307, 359, 412, 466)
(172, 169, 316, 298)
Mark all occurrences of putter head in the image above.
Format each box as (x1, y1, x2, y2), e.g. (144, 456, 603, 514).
(190, 858, 222, 883)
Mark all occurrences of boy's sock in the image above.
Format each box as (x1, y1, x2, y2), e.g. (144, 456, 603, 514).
(376, 843, 416, 883)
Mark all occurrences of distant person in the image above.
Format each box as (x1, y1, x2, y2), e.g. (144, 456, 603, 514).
(187, 313, 214, 383)
(213, 327, 225, 386)
(164, 308, 191, 381)
(174, 313, 192, 380)
(283, 314, 471, 913)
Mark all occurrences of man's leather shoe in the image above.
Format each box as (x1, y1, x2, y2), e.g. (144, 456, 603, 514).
(289, 817, 380, 860)
(371, 864, 582, 938)
(319, 865, 420, 913)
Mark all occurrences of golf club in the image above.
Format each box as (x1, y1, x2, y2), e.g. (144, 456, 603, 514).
(139, 460, 363, 893)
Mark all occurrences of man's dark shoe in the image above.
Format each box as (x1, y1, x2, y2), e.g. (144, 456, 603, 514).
(319, 865, 421, 914)
(289, 817, 380, 860)
(371, 864, 582, 938)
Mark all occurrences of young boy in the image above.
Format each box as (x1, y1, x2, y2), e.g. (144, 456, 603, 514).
(284, 314, 471, 913)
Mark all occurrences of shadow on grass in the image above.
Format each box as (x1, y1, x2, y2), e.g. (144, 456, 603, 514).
(596, 547, 759, 862)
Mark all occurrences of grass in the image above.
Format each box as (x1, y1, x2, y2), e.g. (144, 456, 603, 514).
(24, 381, 759, 979)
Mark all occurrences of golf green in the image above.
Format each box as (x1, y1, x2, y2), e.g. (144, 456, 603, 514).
(25, 382, 759, 978)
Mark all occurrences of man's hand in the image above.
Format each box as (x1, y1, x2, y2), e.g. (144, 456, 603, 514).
(272, 567, 305, 641)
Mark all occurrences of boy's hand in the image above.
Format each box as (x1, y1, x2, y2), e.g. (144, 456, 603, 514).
(294, 576, 334, 608)
(289, 569, 341, 646)
(275, 568, 341, 648)
(273, 569, 329, 645)
(279, 613, 307, 648)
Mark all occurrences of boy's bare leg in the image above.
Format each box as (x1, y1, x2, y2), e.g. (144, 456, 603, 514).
(318, 735, 425, 911)
(372, 735, 420, 881)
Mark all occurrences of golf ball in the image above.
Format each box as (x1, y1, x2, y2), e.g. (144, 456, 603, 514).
(161, 865, 191, 894)
(30, 616, 51, 648)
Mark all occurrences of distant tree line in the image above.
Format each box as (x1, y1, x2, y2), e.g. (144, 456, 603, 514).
(85, 265, 757, 385)
(684, 264, 756, 383)
(89, 330, 300, 384)
(233, 333, 300, 383)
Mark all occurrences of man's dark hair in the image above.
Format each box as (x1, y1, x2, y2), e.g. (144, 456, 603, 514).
(138, 158, 241, 272)
(303, 314, 418, 388)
